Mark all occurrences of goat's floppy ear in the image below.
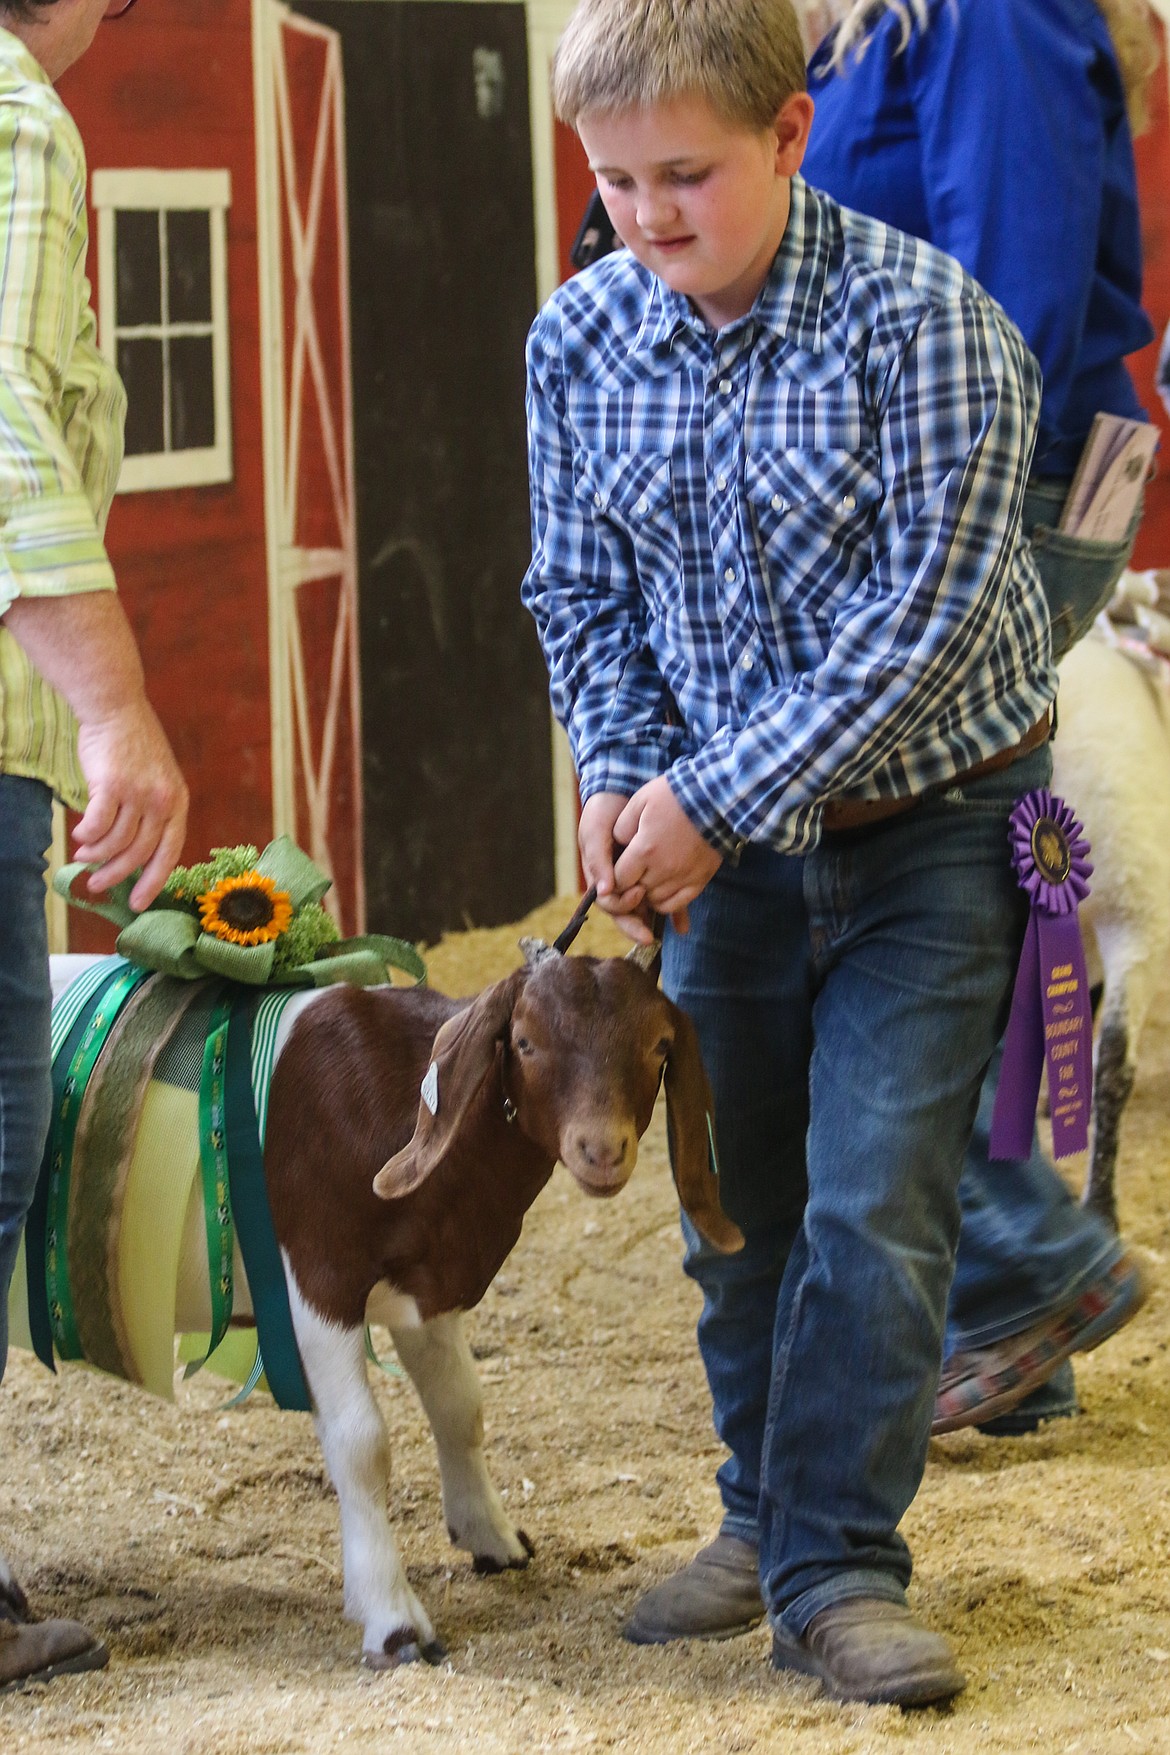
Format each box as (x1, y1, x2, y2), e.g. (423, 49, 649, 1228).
(373, 971, 524, 1200)
(663, 1000, 744, 1253)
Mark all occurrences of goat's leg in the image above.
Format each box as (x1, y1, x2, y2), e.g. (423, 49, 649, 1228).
(390, 1312, 534, 1572)
(1082, 1018, 1133, 1233)
(286, 1275, 446, 1667)
(1080, 914, 1163, 1233)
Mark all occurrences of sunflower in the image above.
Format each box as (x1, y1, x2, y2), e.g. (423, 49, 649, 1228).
(198, 871, 294, 947)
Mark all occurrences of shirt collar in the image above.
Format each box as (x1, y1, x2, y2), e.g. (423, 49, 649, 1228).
(629, 177, 831, 360)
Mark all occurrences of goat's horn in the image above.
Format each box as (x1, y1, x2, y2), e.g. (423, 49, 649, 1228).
(625, 940, 662, 973)
(520, 935, 561, 967)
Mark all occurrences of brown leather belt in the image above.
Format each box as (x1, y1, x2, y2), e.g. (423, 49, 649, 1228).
(821, 713, 1052, 835)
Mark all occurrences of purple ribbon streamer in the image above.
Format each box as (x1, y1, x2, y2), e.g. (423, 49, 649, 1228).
(989, 788, 1094, 1161)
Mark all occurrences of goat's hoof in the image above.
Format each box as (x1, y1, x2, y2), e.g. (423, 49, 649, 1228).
(363, 1627, 447, 1670)
(473, 1530, 534, 1575)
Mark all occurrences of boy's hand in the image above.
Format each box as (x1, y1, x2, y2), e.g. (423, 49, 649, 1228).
(578, 791, 656, 943)
(612, 777, 722, 931)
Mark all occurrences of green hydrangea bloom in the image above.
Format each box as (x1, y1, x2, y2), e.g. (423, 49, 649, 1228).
(271, 901, 342, 974)
(164, 846, 262, 910)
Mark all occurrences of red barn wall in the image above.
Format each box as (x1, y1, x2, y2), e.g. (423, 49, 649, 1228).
(59, 0, 271, 947)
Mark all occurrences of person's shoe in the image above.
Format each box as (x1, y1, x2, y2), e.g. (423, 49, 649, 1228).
(933, 1249, 1149, 1436)
(623, 1533, 764, 1644)
(976, 1358, 1080, 1436)
(0, 1557, 31, 1624)
(771, 1598, 966, 1707)
(0, 1616, 108, 1693)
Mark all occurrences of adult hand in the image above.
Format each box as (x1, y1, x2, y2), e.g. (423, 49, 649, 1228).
(611, 776, 722, 933)
(3, 590, 188, 911)
(74, 699, 188, 910)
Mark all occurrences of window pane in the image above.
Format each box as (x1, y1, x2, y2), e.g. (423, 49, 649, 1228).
(118, 336, 165, 455)
(167, 210, 212, 324)
(115, 210, 161, 327)
(169, 334, 216, 451)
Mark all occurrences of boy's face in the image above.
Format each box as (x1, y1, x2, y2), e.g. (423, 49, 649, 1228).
(578, 91, 814, 330)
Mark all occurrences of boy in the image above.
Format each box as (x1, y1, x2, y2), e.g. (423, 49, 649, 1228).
(522, 0, 1054, 1710)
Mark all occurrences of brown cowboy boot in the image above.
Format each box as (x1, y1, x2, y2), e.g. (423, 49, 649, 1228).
(772, 1598, 965, 1707)
(0, 1614, 108, 1693)
(623, 1533, 764, 1644)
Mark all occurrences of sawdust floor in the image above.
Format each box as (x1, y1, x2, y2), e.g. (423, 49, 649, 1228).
(6, 896, 1170, 1754)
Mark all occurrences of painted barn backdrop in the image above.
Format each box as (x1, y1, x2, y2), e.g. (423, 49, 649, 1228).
(51, 0, 1170, 952)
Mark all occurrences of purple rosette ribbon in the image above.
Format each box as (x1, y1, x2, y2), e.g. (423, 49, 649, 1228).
(990, 788, 1094, 1160)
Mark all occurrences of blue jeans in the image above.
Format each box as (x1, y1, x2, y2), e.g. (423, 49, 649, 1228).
(1023, 475, 1141, 666)
(0, 777, 53, 1383)
(944, 476, 1139, 1417)
(663, 745, 1050, 1632)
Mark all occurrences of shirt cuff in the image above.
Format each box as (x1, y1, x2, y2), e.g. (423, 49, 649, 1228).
(668, 750, 822, 859)
(577, 729, 687, 806)
(0, 490, 117, 606)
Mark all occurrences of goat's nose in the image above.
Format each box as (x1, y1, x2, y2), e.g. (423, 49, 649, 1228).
(577, 1133, 629, 1173)
(562, 1122, 639, 1191)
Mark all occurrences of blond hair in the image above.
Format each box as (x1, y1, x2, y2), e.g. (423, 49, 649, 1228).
(551, 0, 808, 128)
(811, 0, 1160, 134)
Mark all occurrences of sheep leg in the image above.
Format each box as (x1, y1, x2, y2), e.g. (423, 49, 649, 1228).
(285, 1274, 446, 1668)
(390, 1312, 535, 1572)
(1082, 1018, 1133, 1233)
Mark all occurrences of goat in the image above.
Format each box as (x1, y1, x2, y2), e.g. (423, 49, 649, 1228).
(37, 940, 742, 1670)
(1050, 621, 1170, 1229)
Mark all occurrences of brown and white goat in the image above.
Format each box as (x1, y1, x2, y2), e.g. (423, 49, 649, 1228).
(63, 942, 741, 1669)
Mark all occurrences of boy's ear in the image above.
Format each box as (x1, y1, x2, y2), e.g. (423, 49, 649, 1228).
(773, 92, 815, 176)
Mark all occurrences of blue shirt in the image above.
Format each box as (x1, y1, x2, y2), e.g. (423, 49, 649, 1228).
(523, 177, 1055, 856)
(803, 0, 1154, 477)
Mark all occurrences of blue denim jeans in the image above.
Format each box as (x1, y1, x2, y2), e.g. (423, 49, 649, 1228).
(663, 744, 1050, 1633)
(1023, 475, 1142, 666)
(0, 777, 53, 1383)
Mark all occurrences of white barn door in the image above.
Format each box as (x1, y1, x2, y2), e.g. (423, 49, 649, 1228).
(253, 0, 364, 932)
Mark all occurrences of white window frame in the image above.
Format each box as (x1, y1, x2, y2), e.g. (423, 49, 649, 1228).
(91, 168, 233, 494)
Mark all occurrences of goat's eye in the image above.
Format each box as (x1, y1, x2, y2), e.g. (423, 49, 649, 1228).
(514, 1035, 534, 1056)
(655, 1036, 672, 1059)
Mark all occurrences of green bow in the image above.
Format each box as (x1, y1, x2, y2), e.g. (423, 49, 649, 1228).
(54, 836, 426, 990)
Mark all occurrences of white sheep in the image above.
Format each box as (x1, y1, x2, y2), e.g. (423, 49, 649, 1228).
(1050, 611, 1170, 1227)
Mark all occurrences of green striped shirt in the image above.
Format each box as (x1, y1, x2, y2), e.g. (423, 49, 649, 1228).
(0, 28, 125, 810)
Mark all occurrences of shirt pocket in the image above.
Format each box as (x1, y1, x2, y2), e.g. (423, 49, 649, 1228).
(744, 448, 883, 624)
(572, 450, 680, 611)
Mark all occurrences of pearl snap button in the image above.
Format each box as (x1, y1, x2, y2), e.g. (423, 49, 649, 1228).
(741, 653, 754, 671)
(636, 499, 648, 515)
(718, 378, 733, 394)
(716, 473, 728, 490)
(724, 567, 736, 583)
(593, 492, 603, 507)
(771, 494, 784, 512)
(840, 493, 857, 512)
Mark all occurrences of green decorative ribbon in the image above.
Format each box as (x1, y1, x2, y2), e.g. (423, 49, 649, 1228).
(184, 992, 236, 1378)
(53, 835, 426, 990)
(45, 963, 152, 1360)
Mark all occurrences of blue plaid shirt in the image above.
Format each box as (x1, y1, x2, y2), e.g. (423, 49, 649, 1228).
(523, 177, 1056, 857)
